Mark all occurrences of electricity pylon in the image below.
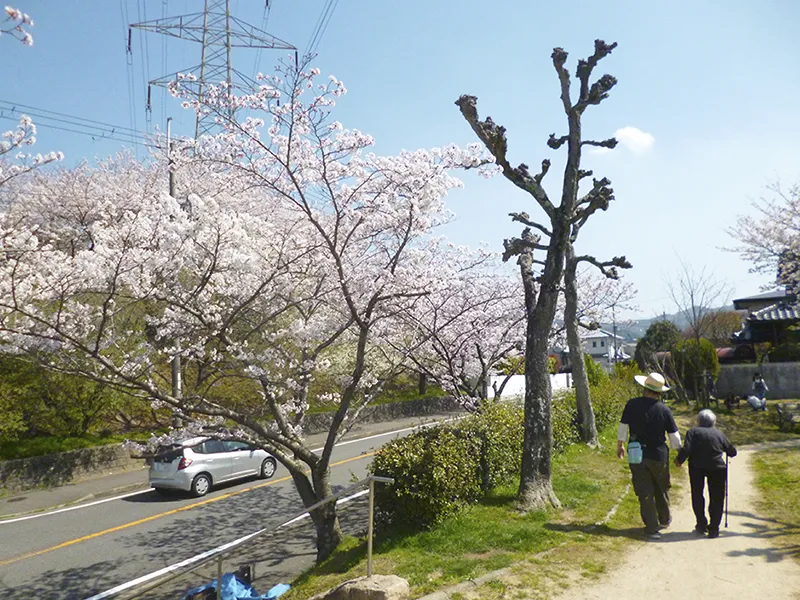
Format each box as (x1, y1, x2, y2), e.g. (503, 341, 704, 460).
(130, 0, 296, 139)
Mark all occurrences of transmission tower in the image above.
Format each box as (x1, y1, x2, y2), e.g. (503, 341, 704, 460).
(130, 0, 296, 139)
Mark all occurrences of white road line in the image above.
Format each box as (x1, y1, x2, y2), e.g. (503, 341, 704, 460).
(0, 489, 150, 525)
(84, 489, 370, 600)
(3, 415, 457, 526)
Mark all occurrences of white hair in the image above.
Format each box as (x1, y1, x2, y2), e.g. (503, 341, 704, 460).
(697, 409, 717, 428)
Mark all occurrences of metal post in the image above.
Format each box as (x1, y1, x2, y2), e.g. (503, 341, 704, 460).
(367, 478, 375, 577)
(217, 555, 223, 600)
(167, 117, 183, 429)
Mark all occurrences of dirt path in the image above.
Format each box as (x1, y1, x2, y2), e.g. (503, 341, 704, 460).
(554, 444, 800, 600)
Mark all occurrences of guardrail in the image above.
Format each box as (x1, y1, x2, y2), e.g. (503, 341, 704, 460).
(87, 475, 394, 600)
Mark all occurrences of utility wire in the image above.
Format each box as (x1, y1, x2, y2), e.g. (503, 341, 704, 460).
(251, 1, 271, 82)
(0, 100, 151, 138)
(0, 114, 162, 149)
(305, 0, 339, 58)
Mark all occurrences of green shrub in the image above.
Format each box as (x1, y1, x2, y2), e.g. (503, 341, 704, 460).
(369, 426, 482, 529)
(671, 338, 719, 398)
(460, 402, 524, 489)
(369, 403, 524, 529)
(552, 390, 580, 453)
(766, 342, 800, 362)
(583, 354, 609, 386)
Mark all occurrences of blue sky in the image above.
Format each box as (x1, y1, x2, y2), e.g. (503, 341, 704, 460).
(3, 0, 799, 319)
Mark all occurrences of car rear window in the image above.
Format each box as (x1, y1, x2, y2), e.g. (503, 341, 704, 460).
(194, 439, 226, 454)
(224, 441, 253, 451)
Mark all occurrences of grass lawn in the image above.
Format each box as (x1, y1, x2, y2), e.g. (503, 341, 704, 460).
(669, 399, 800, 446)
(284, 425, 678, 600)
(751, 446, 800, 566)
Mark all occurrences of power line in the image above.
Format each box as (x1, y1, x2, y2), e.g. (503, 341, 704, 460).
(0, 114, 162, 149)
(305, 0, 339, 57)
(0, 100, 147, 137)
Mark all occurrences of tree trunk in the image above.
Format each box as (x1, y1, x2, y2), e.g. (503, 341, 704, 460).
(564, 244, 598, 447)
(518, 309, 561, 510)
(418, 372, 427, 396)
(517, 246, 561, 511)
(290, 467, 343, 562)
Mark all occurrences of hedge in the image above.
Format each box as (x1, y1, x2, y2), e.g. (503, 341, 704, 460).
(371, 372, 640, 530)
(369, 402, 523, 528)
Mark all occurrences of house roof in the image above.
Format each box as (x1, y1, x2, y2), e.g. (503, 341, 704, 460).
(580, 328, 624, 341)
(733, 289, 794, 305)
(750, 302, 800, 322)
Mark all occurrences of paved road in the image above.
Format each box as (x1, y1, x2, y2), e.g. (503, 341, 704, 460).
(0, 415, 456, 599)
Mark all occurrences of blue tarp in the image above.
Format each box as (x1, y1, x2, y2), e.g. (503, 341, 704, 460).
(181, 572, 290, 600)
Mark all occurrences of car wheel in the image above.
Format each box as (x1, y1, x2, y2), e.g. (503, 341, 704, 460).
(260, 457, 277, 479)
(191, 473, 212, 497)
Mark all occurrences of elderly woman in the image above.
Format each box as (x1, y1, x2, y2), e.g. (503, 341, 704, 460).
(674, 410, 737, 538)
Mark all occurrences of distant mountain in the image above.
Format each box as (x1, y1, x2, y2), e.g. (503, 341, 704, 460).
(600, 305, 735, 341)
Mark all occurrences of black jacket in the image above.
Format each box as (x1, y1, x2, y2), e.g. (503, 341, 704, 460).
(676, 426, 737, 470)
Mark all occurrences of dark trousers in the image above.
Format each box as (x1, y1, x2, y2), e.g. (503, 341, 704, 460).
(689, 465, 727, 532)
(630, 459, 671, 533)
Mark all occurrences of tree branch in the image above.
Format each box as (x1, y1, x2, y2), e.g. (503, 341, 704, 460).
(572, 177, 615, 232)
(575, 40, 619, 112)
(581, 138, 618, 150)
(551, 47, 573, 114)
(509, 211, 552, 238)
(455, 95, 555, 219)
(575, 254, 632, 279)
(547, 134, 569, 149)
(502, 228, 545, 262)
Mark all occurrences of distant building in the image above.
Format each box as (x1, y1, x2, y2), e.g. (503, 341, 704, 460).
(557, 329, 630, 373)
(732, 289, 800, 345)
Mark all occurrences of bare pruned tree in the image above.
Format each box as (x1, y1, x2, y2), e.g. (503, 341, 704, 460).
(456, 39, 621, 510)
(668, 259, 733, 345)
(564, 246, 631, 447)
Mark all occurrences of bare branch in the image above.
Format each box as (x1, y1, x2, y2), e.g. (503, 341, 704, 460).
(509, 211, 552, 238)
(581, 138, 618, 150)
(572, 177, 615, 232)
(575, 40, 619, 112)
(455, 95, 555, 219)
(547, 134, 569, 149)
(575, 254, 632, 279)
(502, 228, 545, 262)
(551, 47, 573, 114)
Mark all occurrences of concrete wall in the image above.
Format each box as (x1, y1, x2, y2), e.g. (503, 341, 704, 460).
(716, 362, 800, 399)
(0, 444, 142, 494)
(303, 396, 463, 434)
(487, 373, 571, 399)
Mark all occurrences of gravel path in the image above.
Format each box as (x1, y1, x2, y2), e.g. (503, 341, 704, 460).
(555, 445, 800, 600)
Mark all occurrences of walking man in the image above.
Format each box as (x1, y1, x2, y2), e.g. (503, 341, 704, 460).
(674, 409, 737, 538)
(617, 372, 682, 540)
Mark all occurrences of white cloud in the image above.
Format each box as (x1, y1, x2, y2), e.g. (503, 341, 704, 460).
(614, 126, 655, 153)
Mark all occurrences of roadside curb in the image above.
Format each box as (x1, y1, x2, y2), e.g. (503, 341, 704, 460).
(0, 480, 150, 521)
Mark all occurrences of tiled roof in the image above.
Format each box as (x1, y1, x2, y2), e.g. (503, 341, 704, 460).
(750, 302, 800, 322)
(733, 289, 792, 304)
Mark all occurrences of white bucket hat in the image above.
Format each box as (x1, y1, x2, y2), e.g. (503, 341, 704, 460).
(634, 372, 670, 393)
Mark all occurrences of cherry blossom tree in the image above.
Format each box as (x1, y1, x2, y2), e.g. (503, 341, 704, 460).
(0, 58, 492, 560)
(457, 40, 621, 510)
(2, 5, 33, 45)
(730, 182, 800, 293)
(0, 116, 63, 194)
(403, 253, 526, 408)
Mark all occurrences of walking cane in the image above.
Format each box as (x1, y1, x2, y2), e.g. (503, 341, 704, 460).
(725, 454, 729, 528)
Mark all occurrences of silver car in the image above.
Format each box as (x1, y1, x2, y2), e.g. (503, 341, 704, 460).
(149, 437, 277, 497)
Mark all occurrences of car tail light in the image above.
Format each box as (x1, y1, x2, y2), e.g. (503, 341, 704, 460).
(177, 457, 193, 470)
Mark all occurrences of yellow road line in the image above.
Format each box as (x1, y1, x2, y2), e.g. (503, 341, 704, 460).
(0, 451, 376, 568)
